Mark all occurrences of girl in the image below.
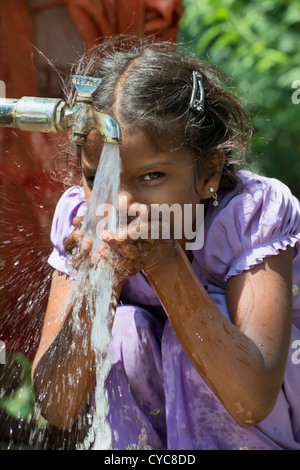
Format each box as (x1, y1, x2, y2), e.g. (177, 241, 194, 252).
(32, 36, 300, 450)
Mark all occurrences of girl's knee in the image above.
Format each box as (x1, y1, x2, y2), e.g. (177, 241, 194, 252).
(110, 305, 164, 383)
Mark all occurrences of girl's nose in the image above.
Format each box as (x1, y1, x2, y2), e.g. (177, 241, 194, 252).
(118, 187, 135, 208)
(118, 188, 136, 228)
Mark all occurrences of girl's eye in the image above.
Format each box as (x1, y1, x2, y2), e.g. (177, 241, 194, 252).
(142, 172, 164, 182)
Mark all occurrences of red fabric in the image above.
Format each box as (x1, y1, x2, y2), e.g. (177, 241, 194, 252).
(0, 0, 183, 359)
(65, 0, 183, 46)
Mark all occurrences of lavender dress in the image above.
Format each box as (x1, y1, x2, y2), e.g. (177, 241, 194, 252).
(48, 171, 300, 450)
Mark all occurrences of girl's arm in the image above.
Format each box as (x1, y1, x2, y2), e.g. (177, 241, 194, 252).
(143, 242, 293, 427)
(31, 271, 96, 429)
(32, 258, 123, 430)
(33, 222, 293, 430)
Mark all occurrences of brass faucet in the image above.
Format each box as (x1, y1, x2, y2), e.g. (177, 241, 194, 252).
(0, 75, 122, 145)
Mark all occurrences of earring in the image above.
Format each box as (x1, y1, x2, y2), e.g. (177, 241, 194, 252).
(209, 186, 219, 206)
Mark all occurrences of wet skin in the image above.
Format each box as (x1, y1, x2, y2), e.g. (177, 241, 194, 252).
(32, 127, 293, 431)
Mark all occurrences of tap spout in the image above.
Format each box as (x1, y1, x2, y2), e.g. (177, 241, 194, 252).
(0, 75, 122, 145)
(60, 101, 122, 144)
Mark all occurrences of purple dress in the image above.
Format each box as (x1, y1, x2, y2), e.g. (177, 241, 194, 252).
(48, 171, 300, 450)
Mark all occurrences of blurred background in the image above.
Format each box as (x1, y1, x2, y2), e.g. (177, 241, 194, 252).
(180, 0, 300, 199)
(0, 0, 299, 450)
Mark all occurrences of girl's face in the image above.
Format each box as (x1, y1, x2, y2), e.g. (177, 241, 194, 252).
(81, 127, 221, 251)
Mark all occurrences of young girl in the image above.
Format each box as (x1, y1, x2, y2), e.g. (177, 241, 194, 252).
(32, 36, 300, 450)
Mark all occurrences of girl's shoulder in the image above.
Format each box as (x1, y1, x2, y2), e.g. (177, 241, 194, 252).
(193, 171, 300, 283)
(223, 170, 299, 211)
(217, 170, 300, 229)
(55, 185, 86, 209)
(51, 185, 87, 243)
(48, 185, 87, 274)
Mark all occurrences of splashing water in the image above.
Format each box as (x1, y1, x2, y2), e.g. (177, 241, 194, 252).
(0, 146, 65, 449)
(0, 135, 121, 449)
(69, 143, 121, 450)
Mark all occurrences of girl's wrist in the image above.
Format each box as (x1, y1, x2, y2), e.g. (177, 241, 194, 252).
(143, 240, 182, 278)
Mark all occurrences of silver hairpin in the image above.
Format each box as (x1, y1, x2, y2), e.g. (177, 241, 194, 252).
(189, 71, 205, 114)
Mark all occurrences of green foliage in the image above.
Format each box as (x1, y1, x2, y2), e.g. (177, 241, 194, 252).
(179, 0, 300, 198)
(0, 353, 47, 427)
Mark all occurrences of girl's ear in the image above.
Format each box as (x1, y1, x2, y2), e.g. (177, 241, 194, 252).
(200, 151, 226, 199)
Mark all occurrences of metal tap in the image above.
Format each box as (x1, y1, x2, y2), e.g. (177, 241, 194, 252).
(0, 75, 122, 145)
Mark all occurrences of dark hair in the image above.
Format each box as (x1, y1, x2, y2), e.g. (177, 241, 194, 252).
(65, 35, 252, 191)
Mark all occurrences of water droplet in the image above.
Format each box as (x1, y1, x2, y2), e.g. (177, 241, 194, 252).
(196, 332, 203, 341)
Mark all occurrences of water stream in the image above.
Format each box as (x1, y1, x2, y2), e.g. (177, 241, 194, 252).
(67, 142, 122, 450)
(0, 138, 122, 449)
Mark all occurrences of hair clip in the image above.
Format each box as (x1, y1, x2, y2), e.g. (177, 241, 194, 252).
(189, 71, 205, 114)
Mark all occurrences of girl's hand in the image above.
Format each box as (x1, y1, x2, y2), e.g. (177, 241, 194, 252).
(100, 208, 177, 283)
(64, 216, 120, 273)
(64, 216, 95, 271)
(64, 208, 177, 282)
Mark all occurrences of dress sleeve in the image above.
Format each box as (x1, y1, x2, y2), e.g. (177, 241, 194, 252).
(48, 186, 86, 274)
(204, 173, 300, 283)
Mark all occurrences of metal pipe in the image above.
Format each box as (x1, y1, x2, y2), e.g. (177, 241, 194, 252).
(0, 76, 122, 145)
(0, 98, 18, 127)
(0, 97, 65, 133)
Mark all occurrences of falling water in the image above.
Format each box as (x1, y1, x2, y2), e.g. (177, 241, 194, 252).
(0, 134, 121, 449)
(69, 143, 122, 450)
(0, 145, 64, 449)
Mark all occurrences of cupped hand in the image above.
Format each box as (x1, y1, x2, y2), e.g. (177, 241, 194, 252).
(100, 223, 176, 282)
(64, 216, 100, 271)
(64, 211, 177, 282)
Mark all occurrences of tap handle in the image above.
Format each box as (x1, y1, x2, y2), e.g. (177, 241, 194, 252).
(0, 76, 122, 144)
(72, 75, 103, 103)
